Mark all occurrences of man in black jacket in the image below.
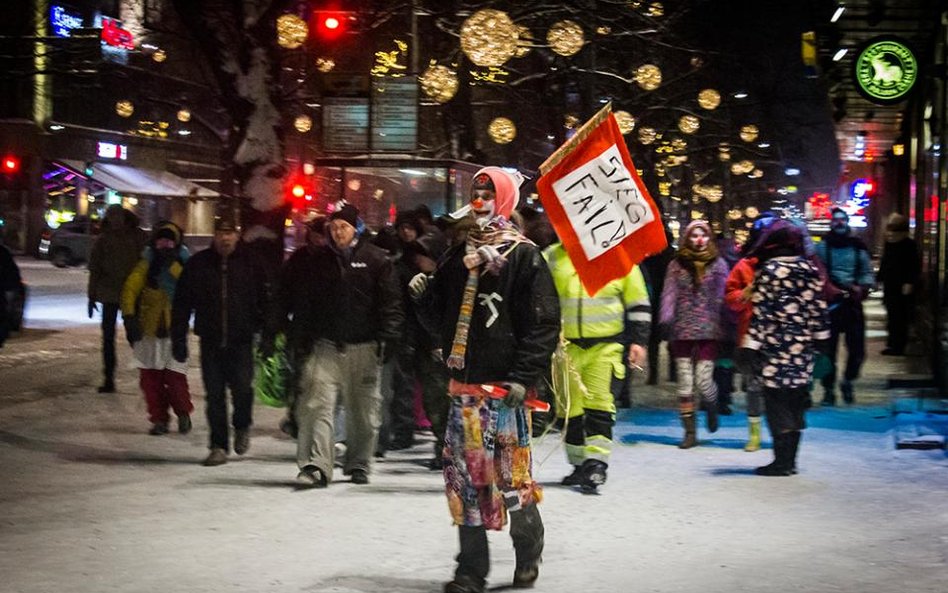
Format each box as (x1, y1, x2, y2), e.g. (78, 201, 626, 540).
(171, 214, 275, 466)
(412, 167, 560, 593)
(281, 204, 403, 487)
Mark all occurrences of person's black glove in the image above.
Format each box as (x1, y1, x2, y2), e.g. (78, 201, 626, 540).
(172, 340, 188, 363)
(502, 382, 526, 408)
(123, 315, 143, 345)
(87, 299, 98, 319)
(258, 337, 276, 359)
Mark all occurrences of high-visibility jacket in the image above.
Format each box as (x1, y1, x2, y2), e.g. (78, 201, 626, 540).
(543, 243, 651, 346)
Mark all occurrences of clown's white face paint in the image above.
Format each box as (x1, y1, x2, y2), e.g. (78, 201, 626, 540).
(470, 189, 497, 227)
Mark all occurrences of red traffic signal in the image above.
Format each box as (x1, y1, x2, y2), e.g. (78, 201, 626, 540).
(291, 184, 306, 199)
(312, 11, 351, 40)
(2, 155, 21, 174)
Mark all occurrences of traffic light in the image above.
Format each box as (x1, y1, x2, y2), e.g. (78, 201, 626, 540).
(312, 10, 353, 41)
(2, 155, 20, 175)
(291, 184, 306, 199)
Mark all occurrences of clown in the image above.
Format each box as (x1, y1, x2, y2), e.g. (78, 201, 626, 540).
(411, 166, 561, 593)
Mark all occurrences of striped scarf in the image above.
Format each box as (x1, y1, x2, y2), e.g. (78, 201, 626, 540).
(445, 217, 531, 370)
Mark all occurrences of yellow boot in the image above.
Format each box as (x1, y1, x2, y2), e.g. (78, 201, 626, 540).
(744, 417, 761, 452)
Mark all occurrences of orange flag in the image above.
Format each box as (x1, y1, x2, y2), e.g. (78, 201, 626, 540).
(537, 104, 667, 295)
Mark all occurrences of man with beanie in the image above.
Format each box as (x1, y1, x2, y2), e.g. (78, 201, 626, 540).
(171, 212, 276, 466)
(411, 167, 560, 593)
(280, 203, 403, 487)
(87, 205, 146, 393)
(878, 213, 920, 356)
(814, 208, 874, 405)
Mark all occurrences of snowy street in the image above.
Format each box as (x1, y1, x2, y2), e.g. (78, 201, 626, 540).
(0, 258, 946, 593)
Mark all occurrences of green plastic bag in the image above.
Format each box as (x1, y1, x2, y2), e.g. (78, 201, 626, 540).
(253, 334, 291, 408)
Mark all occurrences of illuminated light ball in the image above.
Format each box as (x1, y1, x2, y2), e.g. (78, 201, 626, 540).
(740, 124, 759, 142)
(276, 14, 309, 49)
(749, 168, 763, 179)
(648, 2, 665, 17)
(515, 26, 533, 58)
(727, 208, 743, 220)
(460, 9, 519, 67)
(152, 49, 167, 63)
(614, 110, 636, 135)
(745, 206, 759, 218)
(690, 56, 704, 68)
(302, 162, 316, 175)
(638, 126, 657, 145)
(597, 26, 612, 35)
(488, 117, 516, 144)
(176, 109, 191, 123)
(730, 163, 744, 175)
(115, 100, 134, 118)
(315, 57, 335, 73)
(564, 114, 580, 130)
(691, 210, 704, 220)
(698, 89, 721, 110)
(671, 138, 687, 152)
(634, 64, 662, 91)
(739, 159, 755, 173)
(419, 65, 459, 103)
(734, 228, 750, 244)
(547, 20, 585, 57)
(678, 114, 700, 134)
(294, 114, 313, 133)
(347, 178, 361, 191)
(706, 186, 723, 203)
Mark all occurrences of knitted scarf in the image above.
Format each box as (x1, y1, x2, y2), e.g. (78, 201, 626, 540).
(676, 242, 718, 286)
(445, 216, 531, 370)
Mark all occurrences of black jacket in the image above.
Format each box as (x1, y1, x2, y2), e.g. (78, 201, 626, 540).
(280, 239, 403, 352)
(419, 241, 560, 387)
(171, 243, 275, 348)
(879, 237, 920, 302)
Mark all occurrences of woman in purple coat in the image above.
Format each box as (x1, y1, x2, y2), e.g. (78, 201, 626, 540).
(660, 220, 730, 448)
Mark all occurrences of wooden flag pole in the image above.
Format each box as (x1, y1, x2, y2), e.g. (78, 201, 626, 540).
(539, 102, 613, 176)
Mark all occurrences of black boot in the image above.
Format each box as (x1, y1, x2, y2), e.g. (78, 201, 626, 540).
(445, 527, 488, 593)
(510, 504, 543, 588)
(841, 381, 854, 404)
(560, 465, 584, 486)
(579, 459, 608, 493)
(755, 434, 792, 476)
(786, 431, 801, 474)
(706, 403, 719, 433)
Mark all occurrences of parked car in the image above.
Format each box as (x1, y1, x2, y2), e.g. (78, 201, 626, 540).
(39, 219, 99, 267)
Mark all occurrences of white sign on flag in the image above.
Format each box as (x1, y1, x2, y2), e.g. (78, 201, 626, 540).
(551, 144, 655, 260)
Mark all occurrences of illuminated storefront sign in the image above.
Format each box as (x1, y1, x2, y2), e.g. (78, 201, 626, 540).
(50, 4, 84, 37)
(100, 17, 134, 50)
(853, 37, 918, 104)
(96, 142, 128, 160)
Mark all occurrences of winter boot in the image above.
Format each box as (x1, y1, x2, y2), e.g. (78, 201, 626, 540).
(177, 414, 192, 434)
(841, 381, 855, 405)
(202, 448, 228, 466)
(448, 527, 489, 593)
(755, 434, 792, 476)
(579, 459, 608, 493)
(706, 404, 719, 433)
(820, 389, 836, 407)
(443, 575, 485, 593)
(97, 379, 116, 394)
(786, 431, 801, 474)
(560, 465, 584, 486)
(510, 504, 543, 588)
(148, 422, 169, 436)
(678, 413, 697, 449)
(234, 429, 250, 455)
(744, 417, 762, 452)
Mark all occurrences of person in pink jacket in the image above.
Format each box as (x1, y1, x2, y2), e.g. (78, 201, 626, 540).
(660, 220, 729, 448)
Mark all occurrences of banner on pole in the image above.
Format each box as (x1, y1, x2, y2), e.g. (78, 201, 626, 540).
(537, 104, 667, 295)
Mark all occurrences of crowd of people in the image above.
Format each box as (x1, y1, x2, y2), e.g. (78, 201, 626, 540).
(72, 168, 920, 593)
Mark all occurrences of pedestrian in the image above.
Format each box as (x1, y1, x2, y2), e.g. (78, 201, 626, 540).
(640, 226, 675, 386)
(878, 213, 919, 356)
(660, 220, 729, 449)
(743, 220, 829, 476)
(544, 241, 650, 492)
(712, 233, 740, 415)
(280, 203, 403, 487)
(411, 166, 560, 593)
(724, 211, 778, 452)
(171, 213, 276, 466)
(87, 205, 146, 393)
(120, 222, 192, 435)
(0, 242, 22, 348)
(814, 208, 874, 405)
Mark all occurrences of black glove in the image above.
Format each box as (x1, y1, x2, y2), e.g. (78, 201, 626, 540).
(124, 315, 143, 345)
(87, 299, 98, 319)
(258, 337, 276, 359)
(172, 340, 188, 363)
(502, 382, 526, 408)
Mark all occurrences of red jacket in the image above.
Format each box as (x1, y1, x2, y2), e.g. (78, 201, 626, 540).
(725, 257, 757, 344)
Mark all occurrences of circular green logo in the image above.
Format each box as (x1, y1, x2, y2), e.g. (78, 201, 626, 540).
(854, 38, 918, 104)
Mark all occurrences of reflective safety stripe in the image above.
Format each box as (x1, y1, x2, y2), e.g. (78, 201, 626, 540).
(565, 443, 585, 466)
(627, 311, 651, 322)
(584, 436, 611, 462)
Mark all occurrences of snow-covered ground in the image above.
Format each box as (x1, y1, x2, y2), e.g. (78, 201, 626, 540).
(0, 258, 945, 593)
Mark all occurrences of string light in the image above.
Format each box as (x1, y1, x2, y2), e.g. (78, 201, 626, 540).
(276, 14, 308, 49)
(488, 117, 516, 144)
(419, 65, 459, 103)
(460, 10, 518, 67)
(547, 20, 585, 57)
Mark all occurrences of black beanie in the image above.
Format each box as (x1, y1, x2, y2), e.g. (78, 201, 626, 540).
(329, 204, 359, 228)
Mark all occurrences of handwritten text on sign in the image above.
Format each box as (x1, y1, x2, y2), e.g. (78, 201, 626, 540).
(551, 144, 655, 260)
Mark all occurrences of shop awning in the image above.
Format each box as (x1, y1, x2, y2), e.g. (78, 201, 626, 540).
(57, 160, 219, 198)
